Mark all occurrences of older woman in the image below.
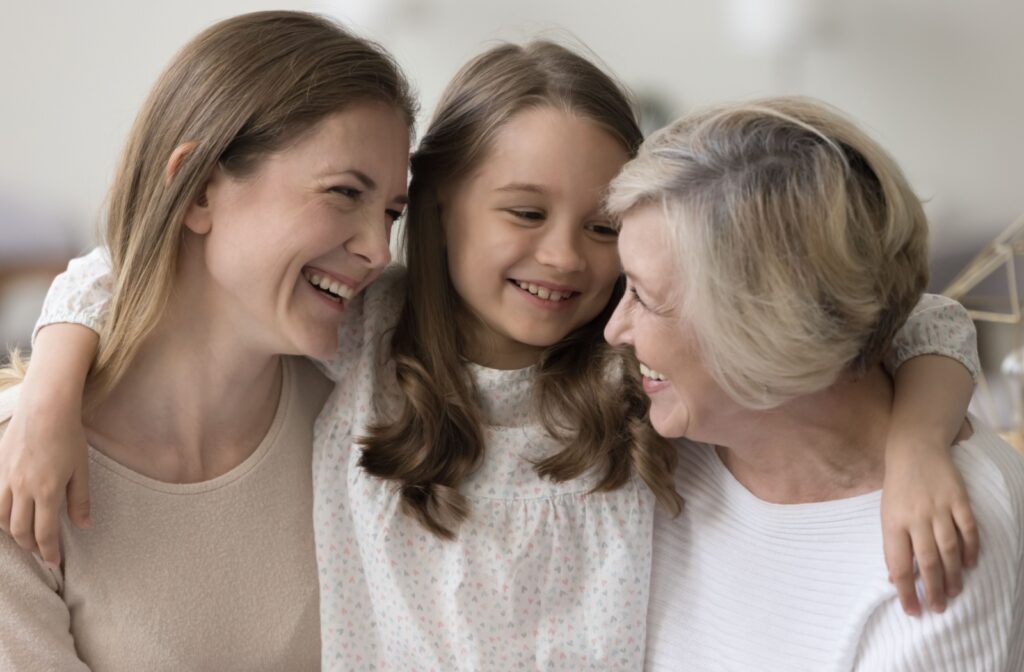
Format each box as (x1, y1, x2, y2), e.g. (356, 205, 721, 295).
(605, 98, 1024, 671)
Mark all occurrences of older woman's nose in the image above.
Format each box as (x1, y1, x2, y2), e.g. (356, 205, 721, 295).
(604, 294, 632, 345)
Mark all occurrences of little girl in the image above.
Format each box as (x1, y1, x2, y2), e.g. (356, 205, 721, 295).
(3, 41, 981, 670)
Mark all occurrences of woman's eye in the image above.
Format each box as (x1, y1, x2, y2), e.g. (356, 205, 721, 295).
(629, 286, 649, 310)
(386, 209, 404, 223)
(329, 186, 362, 200)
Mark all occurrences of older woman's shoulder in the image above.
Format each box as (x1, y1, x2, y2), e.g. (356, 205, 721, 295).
(954, 420, 1024, 540)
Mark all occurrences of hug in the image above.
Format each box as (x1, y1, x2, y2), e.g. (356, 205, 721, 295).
(0, 10, 1021, 671)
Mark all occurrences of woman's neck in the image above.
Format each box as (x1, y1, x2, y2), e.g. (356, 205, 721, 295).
(86, 269, 283, 483)
(712, 366, 893, 504)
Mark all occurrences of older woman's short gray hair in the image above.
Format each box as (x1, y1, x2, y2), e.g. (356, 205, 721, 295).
(608, 97, 929, 409)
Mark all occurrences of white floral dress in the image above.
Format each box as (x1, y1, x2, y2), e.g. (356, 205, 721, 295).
(36, 251, 980, 671)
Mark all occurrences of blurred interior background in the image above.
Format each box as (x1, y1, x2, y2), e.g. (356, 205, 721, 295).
(2, 0, 1022, 428)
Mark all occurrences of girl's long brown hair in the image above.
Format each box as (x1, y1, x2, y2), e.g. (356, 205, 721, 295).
(358, 42, 682, 539)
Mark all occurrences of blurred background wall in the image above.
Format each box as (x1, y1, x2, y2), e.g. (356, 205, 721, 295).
(2, 0, 1022, 419)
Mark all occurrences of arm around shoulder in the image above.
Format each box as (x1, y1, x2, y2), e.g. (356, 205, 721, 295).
(858, 428, 1024, 671)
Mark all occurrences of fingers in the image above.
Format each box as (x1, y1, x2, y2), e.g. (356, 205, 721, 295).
(34, 496, 62, 568)
(910, 524, 946, 613)
(66, 456, 91, 530)
(884, 528, 921, 617)
(952, 501, 979, 569)
(9, 494, 37, 555)
(933, 513, 963, 599)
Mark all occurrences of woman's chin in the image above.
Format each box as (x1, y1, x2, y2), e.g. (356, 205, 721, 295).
(649, 401, 690, 439)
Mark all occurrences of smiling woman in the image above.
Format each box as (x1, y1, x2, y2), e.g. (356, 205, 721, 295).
(0, 10, 414, 671)
(606, 97, 1024, 671)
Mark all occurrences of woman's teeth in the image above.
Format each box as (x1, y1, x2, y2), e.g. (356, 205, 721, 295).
(640, 363, 667, 381)
(303, 270, 354, 301)
(514, 280, 575, 302)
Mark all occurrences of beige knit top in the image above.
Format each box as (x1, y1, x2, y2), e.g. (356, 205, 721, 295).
(0, 356, 330, 671)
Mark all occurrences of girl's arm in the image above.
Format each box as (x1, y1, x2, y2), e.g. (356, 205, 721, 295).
(0, 249, 109, 566)
(884, 294, 980, 617)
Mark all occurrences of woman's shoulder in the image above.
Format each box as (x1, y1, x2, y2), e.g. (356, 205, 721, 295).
(953, 419, 1024, 552)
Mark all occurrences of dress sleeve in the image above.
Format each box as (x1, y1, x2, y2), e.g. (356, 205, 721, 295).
(884, 294, 980, 380)
(32, 247, 113, 343)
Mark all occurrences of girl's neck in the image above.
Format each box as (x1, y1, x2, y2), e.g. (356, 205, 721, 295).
(461, 314, 544, 370)
(710, 366, 893, 504)
(87, 269, 283, 483)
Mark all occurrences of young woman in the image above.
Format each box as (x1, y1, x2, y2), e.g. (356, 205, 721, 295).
(3, 40, 980, 670)
(0, 10, 414, 670)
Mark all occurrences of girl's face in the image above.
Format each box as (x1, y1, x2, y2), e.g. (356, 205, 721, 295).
(194, 101, 410, 359)
(442, 106, 629, 369)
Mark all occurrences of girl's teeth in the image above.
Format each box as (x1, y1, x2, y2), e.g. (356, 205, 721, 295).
(514, 280, 573, 303)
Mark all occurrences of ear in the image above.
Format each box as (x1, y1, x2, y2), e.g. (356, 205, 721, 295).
(165, 142, 213, 236)
(165, 141, 199, 184)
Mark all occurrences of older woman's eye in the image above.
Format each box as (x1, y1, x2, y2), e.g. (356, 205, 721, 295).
(629, 286, 649, 310)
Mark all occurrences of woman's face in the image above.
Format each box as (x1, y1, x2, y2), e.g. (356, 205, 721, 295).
(604, 205, 735, 440)
(195, 101, 410, 359)
(441, 106, 629, 369)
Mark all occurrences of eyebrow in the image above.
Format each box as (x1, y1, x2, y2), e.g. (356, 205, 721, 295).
(327, 169, 408, 205)
(494, 182, 548, 195)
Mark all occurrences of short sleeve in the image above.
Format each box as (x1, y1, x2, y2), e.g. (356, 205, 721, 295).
(884, 294, 979, 380)
(32, 247, 113, 344)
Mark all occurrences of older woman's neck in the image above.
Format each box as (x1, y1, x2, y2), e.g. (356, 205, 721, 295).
(87, 262, 283, 483)
(715, 365, 893, 504)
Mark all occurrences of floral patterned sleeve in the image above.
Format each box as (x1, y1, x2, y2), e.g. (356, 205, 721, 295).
(884, 293, 980, 379)
(32, 247, 113, 343)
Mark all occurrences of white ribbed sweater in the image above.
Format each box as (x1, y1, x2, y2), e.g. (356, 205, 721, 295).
(647, 421, 1024, 671)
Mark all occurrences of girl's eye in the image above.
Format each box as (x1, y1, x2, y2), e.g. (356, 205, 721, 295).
(386, 209, 404, 223)
(586, 222, 619, 237)
(508, 209, 546, 222)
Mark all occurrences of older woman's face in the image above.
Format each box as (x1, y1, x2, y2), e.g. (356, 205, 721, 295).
(604, 205, 729, 439)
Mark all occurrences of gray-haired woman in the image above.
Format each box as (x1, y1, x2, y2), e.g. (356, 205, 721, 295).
(605, 97, 1024, 671)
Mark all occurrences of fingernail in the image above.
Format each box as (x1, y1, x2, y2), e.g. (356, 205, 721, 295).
(45, 560, 60, 572)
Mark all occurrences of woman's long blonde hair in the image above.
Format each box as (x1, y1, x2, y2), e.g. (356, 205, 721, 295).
(2, 11, 416, 399)
(358, 41, 682, 539)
